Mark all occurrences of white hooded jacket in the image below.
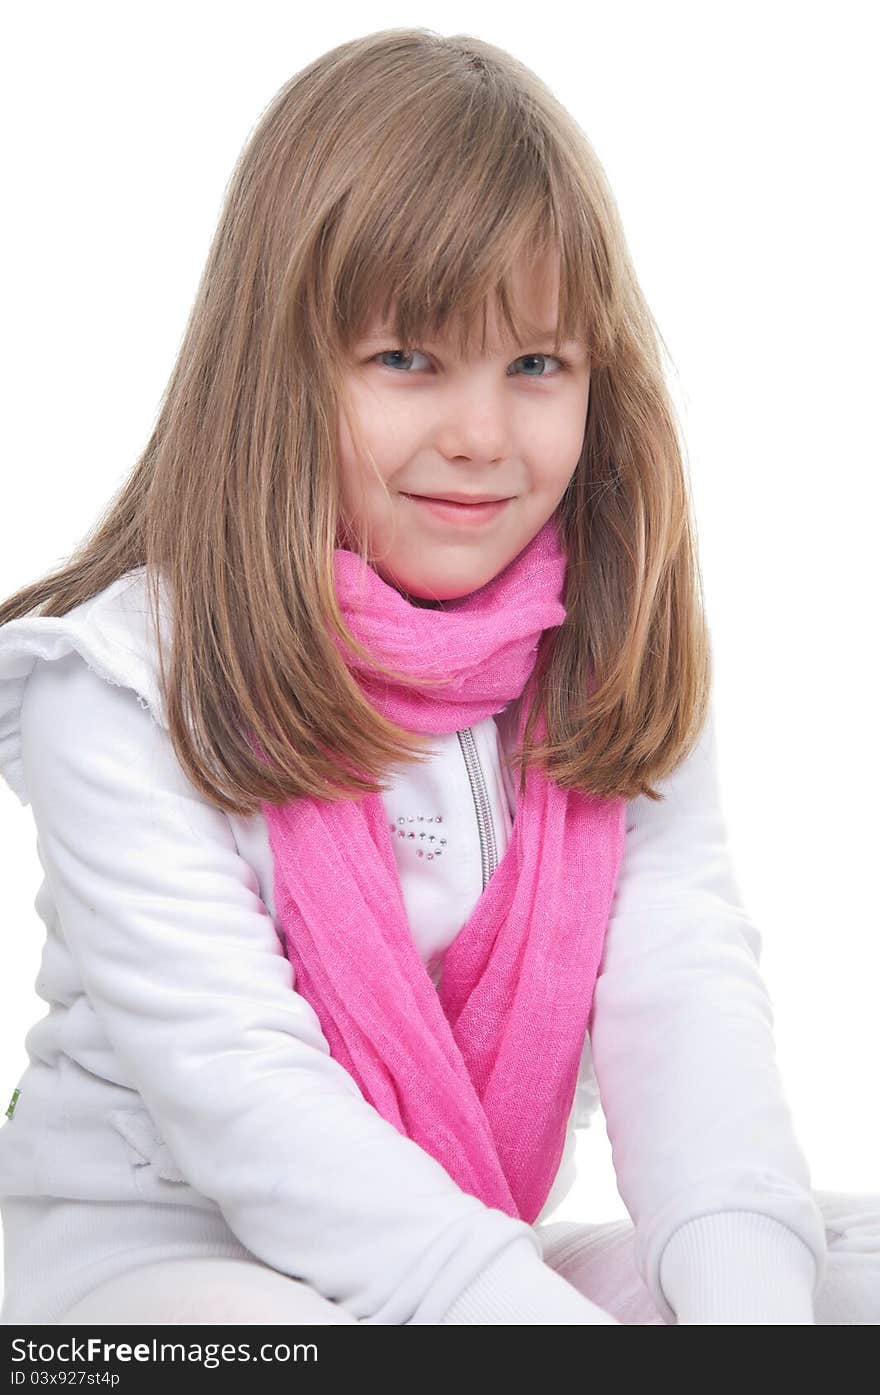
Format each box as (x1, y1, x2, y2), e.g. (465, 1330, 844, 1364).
(0, 567, 826, 1323)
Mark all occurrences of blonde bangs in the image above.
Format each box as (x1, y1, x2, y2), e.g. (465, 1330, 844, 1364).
(297, 73, 616, 370)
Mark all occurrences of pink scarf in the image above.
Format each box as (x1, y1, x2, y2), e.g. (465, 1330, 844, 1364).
(259, 514, 627, 1223)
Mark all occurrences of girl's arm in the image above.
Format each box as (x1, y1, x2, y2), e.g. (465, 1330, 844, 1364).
(13, 647, 616, 1325)
(589, 702, 826, 1324)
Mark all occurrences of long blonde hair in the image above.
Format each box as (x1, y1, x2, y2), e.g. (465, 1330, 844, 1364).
(0, 27, 712, 815)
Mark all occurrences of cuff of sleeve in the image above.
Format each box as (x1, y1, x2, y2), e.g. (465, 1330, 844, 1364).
(438, 1235, 621, 1325)
(659, 1210, 818, 1324)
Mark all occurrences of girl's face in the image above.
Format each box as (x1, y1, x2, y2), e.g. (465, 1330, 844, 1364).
(336, 260, 591, 605)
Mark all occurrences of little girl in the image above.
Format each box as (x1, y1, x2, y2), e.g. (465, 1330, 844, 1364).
(1, 29, 878, 1327)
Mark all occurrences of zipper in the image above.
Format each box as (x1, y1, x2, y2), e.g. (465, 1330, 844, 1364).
(456, 727, 498, 890)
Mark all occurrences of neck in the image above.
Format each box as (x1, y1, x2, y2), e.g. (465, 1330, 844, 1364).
(401, 592, 446, 610)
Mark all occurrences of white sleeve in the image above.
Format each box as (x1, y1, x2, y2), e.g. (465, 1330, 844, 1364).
(588, 701, 828, 1325)
(17, 649, 605, 1325)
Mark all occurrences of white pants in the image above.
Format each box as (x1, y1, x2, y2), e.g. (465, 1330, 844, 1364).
(2, 1187, 878, 1325)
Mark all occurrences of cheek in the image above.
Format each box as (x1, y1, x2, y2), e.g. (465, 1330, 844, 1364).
(336, 410, 377, 510)
(337, 388, 409, 490)
(529, 449, 582, 500)
(526, 395, 587, 474)
(335, 412, 358, 486)
(546, 414, 587, 488)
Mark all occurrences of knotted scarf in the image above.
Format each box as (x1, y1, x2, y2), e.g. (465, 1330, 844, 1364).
(259, 513, 627, 1223)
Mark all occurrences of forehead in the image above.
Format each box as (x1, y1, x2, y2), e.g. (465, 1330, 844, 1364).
(363, 253, 570, 348)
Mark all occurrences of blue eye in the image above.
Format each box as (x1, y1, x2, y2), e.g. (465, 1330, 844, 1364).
(375, 348, 431, 372)
(373, 348, 569, 375)
(512, 353, 568, 377)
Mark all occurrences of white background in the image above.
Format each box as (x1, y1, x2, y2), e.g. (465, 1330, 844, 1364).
(1, 0, 877, 1282)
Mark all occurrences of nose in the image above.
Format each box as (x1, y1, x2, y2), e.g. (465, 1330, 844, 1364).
(434, 377, 511, 465)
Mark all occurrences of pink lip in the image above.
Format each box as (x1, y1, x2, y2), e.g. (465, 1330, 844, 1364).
(402, 494, 512, 527)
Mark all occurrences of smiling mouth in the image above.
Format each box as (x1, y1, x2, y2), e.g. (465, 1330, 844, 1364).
(400, 493, 513, 529)
(402, 493, 512, 508)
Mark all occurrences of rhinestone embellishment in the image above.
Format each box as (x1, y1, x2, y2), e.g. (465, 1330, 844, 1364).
(388, 814, 447, 859)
